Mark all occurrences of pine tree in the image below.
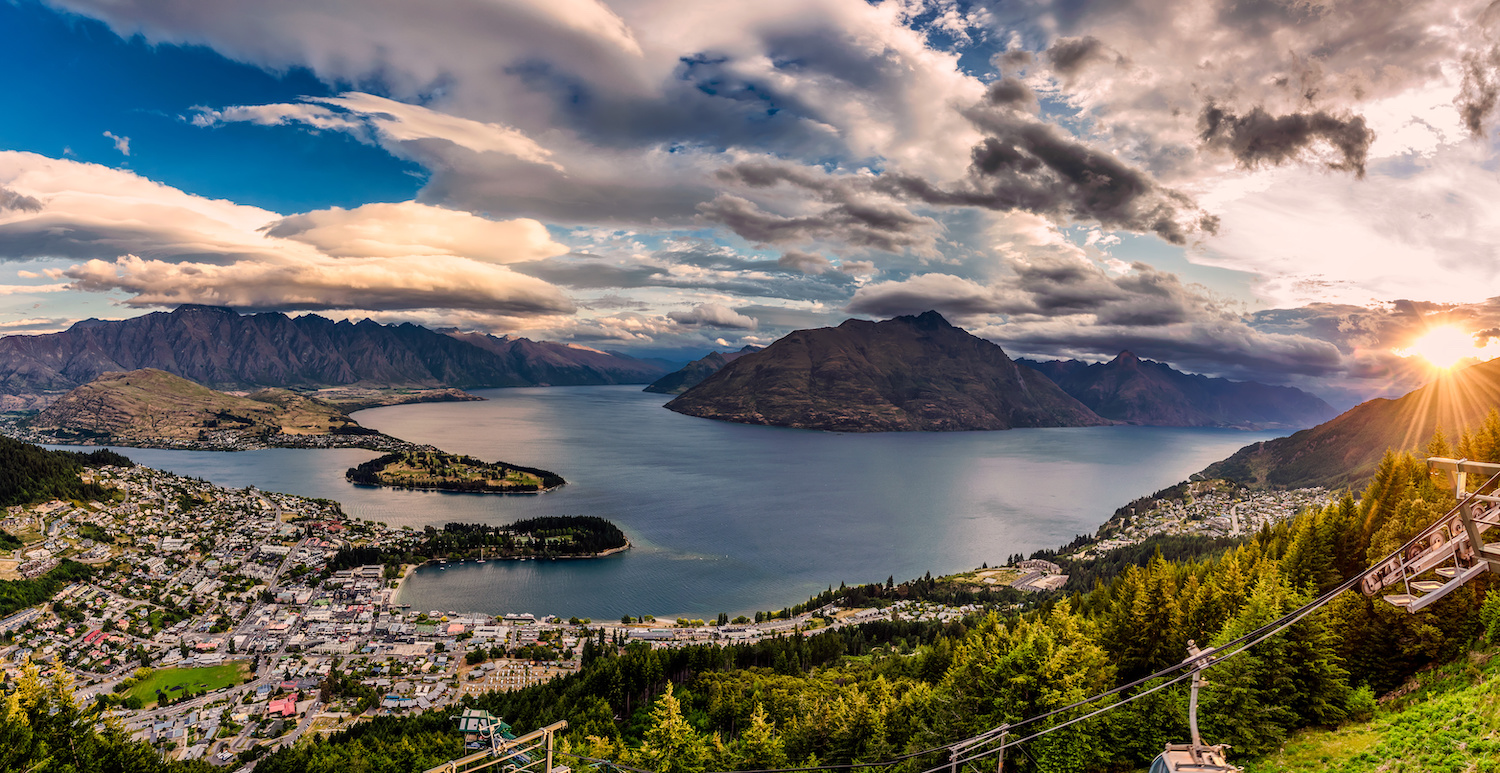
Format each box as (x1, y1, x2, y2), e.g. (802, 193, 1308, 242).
(636, 683, 710, 773)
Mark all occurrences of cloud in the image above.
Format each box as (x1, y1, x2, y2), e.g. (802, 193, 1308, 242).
(666, 303, 759, 329)
(1046, 36, 1119, 78)
(198, 93, 562, 170)
(102, 130, 130, 156)
(0, 283, 69, 295)
(778, 250, 832, 274)
(0, 186, 42, 213)
(698, 194, 936, 253)
(1457, 45, 1500, 137)
(263, 201, 568, 263)
(0, 151, 574, 315)
(510, 258, 671, 289)
(1200, 103, 1375, 177)
(1195, 144, 1500, 307)
(64, 253, 574, 314)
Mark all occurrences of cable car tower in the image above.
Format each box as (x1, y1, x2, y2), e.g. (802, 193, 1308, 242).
(1361, 458, 1500, 611)
(424, 710, 568, 773)
(1149, 641, 1238, 773)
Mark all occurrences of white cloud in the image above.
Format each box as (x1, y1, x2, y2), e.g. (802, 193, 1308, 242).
(1195, 145, 1500, 307)
(102, 130, 130, 156)
(666, 302, 759, 329)
(65, 253, 573, 314)
(197, 93, 563, 171)
(264, 201, 568, 264)
(0, 151, 573, 315)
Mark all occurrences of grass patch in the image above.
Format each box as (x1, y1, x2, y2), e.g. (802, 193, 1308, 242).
(1242, 649, 1500, 773)
(128, 663, 248, 707)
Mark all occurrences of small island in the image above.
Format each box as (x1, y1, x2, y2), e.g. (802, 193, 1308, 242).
(331, 517, 630, 567)
(345, 450, 566, 493)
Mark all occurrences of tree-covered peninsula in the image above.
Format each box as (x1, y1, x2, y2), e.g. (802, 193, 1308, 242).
(345, 450, 565, 493)
(330, 517, 629, 568)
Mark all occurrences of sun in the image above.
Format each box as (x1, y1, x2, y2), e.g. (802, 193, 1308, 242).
(1401, 326, 1481, 369)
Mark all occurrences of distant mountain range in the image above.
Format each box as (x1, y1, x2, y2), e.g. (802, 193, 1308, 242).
(0, 305, 668, 397)
(1202, 358, 1500, 490)
(665, 311, 1108, 431)
(1019, 351, 1336, 430)
(644, 345, 761, 394)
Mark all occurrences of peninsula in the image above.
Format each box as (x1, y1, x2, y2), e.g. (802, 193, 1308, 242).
(665, 311, 1107, 432)
(12, 368, 415, 452)
(345, 450, 566, 493)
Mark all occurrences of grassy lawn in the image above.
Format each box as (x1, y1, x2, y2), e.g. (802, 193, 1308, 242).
(128, 663, 249, 707)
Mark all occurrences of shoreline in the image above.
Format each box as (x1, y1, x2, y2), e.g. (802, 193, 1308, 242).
(389, 563, 415, 606)
(347, 480, 563, 495)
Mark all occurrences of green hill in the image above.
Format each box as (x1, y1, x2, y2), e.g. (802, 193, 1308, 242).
(0, 435, 130, 506)
(1202, 358, 1500, 489)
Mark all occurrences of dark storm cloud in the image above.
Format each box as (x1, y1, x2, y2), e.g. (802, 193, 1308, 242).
(1046, 36, 1115, 75)
(1199, 102, 1375, 177)
(0, 187, 42, 213)
(985, 77, 1037, 110)
(1457, 46, 1500, 137)
(696, 194, 934, 253)
(717, 100, 1207, 248)
(874, 116, 1201, 244)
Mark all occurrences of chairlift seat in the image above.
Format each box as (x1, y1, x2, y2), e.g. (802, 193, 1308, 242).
(1382, 594, 1416, 607)
(1150, 744, 1240, 773)
(1436, 566, 1459, 578)
(1410, 581, 1445, 592)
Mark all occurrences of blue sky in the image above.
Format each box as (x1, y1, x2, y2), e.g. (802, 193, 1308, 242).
(4, 0, 1500, 406)
(0, 1, 422, 212)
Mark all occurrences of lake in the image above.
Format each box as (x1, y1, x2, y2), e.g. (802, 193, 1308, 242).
(69, 386, 1284, 619)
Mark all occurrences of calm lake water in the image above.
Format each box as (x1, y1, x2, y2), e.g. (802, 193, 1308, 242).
(66, 386, 1284, 619)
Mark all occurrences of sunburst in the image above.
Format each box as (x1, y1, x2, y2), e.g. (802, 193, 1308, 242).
(1399, 326, 1484, 370)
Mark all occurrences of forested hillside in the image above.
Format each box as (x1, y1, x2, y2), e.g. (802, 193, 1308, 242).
(0, 435, 131, 506)
(0, 660, 213, 773)
(259, 447, 1499, 773)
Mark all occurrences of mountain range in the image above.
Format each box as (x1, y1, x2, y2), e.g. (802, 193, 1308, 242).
(1201, 357, 1500, 489)
(1019, 351, 1336, 429)
(665, 311, 1108, 431)
(0, 305, 667, 396)
(643, 345, 761, 394)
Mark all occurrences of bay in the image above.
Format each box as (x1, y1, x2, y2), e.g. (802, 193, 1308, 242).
(63, 385, 1286, 620)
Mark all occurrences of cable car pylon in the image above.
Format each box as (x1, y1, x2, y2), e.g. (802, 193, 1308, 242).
(1149, 641, 1238, 773)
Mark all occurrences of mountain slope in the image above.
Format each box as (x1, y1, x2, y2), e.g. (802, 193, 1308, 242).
(1202, 358, 1500, 489)
(443, 332, 667, 386)
(665, 311, 1108, 431)
(21, 368, 378, 446)
(643, 345, 761, 394)
(0, 305, 666, 395)
(1021, 351, 1336, 429)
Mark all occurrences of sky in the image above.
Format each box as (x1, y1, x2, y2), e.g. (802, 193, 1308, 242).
(4, 0, 1500, 408)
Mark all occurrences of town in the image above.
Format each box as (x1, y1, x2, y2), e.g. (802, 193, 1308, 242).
(0, 462, 1020, 765)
